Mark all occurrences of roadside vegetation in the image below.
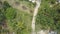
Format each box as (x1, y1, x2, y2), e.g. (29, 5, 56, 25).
(0, 0, 33, 34)
(36, 0, 60, 33)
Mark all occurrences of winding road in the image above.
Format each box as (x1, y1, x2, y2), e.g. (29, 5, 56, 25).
(29, 0, 41, 34)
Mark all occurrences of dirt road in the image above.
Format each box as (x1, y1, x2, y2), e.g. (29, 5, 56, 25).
(31, 0, 41, 34)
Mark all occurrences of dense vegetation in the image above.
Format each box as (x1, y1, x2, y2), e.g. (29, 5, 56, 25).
(0, 0, 60, 34)
(36, 0, 60, 32)
(0, 0, 32, 34)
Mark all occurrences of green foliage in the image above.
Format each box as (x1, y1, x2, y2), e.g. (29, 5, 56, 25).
(14, 10, 32, 34)
(6, 10, 32, 34)
(3, 1, 11, 11)
(0, 1, 11, 22)
(5, 8, 16, 20)
(0, 1, 11, 34)
(0, 1, 32, 34)
(36, 0, 60, 31)
(0, 9, 4, 22)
